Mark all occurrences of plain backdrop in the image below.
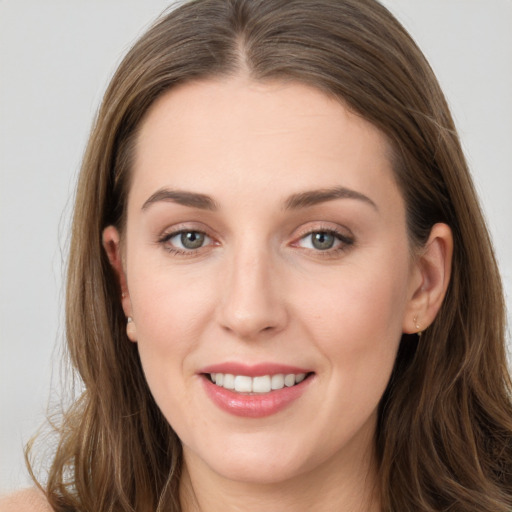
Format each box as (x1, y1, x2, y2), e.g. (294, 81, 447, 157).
(1, 0, 511, 493)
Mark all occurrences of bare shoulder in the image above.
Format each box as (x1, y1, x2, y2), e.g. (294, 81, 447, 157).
(0, 488, 53, 512)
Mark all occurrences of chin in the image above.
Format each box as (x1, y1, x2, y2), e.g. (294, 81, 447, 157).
(183, 430, 323, 485)
(210, 457, 311, 485)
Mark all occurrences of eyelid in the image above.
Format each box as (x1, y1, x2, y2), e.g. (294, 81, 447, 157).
(291, 221, 354, 242)
(157, 220, 215, 239)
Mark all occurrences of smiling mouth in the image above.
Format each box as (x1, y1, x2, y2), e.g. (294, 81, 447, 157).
(205, 372, 313, 394)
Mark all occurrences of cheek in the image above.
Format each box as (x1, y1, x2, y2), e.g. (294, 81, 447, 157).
(295, 252, 410, 405)
(126, 261, 217, 407)
(299, 253, 410, 342)
(129, 260, 215, 343)
(128, 276, 215, 439)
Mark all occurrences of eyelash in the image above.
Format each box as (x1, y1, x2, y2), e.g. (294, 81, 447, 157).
(158, 229, 215, 256)
(157, 226, 355, 257)
(292, 227, 354, 256)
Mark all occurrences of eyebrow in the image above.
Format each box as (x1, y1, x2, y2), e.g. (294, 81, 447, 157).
(284, 186, 378, 211)
(141, 185, 377, 212)
(141, 188, 218, 211)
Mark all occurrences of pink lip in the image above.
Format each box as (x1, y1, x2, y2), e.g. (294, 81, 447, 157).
(199, 362, 314, 418)
(199, 362, 310, 377)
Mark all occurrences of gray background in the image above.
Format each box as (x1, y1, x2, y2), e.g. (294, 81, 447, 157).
(1, 0, 511, 493)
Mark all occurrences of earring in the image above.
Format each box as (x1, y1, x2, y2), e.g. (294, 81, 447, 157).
(414, 316, 422, 337)
(126, 316, 137, 341)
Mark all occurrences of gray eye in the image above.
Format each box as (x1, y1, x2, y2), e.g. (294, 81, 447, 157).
(180, 231, 206, 249)
(163, 230, 213, 253)
(311, 232, 335, 250)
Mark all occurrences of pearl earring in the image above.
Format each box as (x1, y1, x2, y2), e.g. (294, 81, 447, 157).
(126, 316, 137, 340)
(414, 316, 422, 337)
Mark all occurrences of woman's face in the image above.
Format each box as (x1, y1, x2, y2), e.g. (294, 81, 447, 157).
(107, 77, 424, 485)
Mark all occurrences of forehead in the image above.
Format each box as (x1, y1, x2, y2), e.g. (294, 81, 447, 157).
(129, 77, 401, 213)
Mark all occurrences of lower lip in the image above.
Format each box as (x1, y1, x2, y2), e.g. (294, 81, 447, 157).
(201, 375, 312, 418)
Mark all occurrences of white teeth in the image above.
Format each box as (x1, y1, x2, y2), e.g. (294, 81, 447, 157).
(252, 375, 271, 393)
(284, 374, 295, 387)
(271, 374, 284, 390)
(210, 372, 308, 393)
(234, 375, 252, 392)
(223, 373, 235, 390)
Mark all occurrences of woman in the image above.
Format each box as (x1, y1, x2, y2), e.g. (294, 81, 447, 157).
(4, 0, 511, 510)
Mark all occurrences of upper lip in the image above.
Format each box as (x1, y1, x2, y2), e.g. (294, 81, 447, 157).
(199, 362, 312, 377)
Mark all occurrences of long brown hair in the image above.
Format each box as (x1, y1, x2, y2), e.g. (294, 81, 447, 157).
(28, 1, 512, 510)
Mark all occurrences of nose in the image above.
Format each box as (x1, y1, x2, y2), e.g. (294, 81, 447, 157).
(216, 245, 288, 340)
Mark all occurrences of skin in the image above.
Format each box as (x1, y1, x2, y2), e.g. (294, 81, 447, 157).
(0, 489, 52, 512)
(103, 77, 452, 512)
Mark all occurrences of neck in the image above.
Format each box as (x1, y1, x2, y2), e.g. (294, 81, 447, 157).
(179, 438, 380, 512)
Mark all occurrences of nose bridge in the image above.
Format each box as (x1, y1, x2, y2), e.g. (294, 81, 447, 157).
(217, 236, 287, 338)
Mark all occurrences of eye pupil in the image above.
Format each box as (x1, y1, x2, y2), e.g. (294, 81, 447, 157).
(180, 231, 205, 249)
(312, 232, 335, 250)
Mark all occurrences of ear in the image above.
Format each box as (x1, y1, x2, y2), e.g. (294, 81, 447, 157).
(102, 226, 137, 342)
(403, 223, 453, 334)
